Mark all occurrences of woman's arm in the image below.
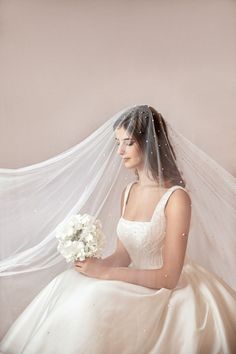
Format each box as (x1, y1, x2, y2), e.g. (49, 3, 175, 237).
(106, 189, 191, 289)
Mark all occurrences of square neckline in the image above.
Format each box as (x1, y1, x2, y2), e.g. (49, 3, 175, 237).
(120, 181, 180, 224)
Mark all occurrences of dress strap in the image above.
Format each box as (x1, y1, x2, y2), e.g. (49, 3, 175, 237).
(122, 181, 136, 216)
(122, 183, 188, 219)
(154, 185, 188, 217)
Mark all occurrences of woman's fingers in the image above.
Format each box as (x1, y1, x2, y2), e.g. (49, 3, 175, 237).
(74, 261, 83, 267)
(74, 259, 85, 265)
(74, 259, 88, 270)
(74, 262, 84, 273)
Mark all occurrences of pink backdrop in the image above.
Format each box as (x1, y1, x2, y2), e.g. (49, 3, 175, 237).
(0, 0, 235, 176)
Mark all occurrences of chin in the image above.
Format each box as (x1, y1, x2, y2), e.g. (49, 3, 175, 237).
(123, 161, 138, 170)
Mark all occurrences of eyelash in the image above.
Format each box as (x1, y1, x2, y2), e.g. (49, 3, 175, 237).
(116, 142, 134, 146)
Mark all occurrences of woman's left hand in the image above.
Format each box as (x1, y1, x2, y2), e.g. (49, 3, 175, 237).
(74, 258, 110, 280)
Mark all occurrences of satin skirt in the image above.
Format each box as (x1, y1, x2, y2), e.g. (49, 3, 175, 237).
(1, 259, 236, 354)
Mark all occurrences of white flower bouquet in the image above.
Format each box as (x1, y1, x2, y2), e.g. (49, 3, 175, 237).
(56, 213, 105, 263)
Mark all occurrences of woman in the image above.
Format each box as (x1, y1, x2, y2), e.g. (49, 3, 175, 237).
(1, 105, 236, 353)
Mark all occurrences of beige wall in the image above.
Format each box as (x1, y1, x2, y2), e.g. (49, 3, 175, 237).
(0, 0, 235, 176)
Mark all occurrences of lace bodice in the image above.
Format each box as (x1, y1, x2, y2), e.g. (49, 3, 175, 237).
(116, 181, 187, 269)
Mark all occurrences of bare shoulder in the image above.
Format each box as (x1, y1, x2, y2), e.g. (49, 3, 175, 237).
(170, 188, 191, 204)
(165, 188, 191, 216)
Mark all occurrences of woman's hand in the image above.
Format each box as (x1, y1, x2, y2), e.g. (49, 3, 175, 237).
(74, 258, 110, 280)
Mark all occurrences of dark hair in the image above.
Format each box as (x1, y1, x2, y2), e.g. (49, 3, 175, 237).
(113, 105, 185, 188)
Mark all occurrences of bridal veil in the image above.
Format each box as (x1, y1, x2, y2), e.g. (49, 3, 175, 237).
(0, 104, 235, 338)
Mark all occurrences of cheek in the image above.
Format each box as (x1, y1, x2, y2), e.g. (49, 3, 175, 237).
(132, 146, 142, 160)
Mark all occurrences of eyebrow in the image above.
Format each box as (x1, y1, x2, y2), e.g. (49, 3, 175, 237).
(114, 137, 133, 141)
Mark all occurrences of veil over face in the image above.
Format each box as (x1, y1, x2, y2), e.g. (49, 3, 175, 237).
(113, 105, 185, 189)
(0, 104, 236, 337)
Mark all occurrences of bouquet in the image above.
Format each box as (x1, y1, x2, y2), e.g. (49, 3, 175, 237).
(56, 213, 105, 263)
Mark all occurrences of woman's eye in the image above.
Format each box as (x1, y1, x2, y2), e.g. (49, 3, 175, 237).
(115, 141, 134, 146)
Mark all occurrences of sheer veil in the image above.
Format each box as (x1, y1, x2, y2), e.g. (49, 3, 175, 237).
(0, 104, 235, 338)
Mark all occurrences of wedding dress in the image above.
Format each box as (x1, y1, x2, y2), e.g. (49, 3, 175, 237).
(1, 182, 236, 354)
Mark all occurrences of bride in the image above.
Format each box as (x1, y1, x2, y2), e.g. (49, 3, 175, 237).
(0, 105, 236, 353)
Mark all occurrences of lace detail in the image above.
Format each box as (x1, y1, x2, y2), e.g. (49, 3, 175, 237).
(117, 181, 187, 269)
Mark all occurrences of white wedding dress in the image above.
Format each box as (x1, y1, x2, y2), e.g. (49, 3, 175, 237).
(1, 183, 236, 354)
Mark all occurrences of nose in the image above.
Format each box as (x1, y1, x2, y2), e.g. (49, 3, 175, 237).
(117, 143, 126, 156)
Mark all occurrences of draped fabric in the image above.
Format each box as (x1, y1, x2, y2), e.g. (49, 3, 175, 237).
(1, 183, 236, 353)
(0, 105, 235, 341)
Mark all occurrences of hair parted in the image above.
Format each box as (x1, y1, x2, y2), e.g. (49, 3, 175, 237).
(113, 105, 185, 187)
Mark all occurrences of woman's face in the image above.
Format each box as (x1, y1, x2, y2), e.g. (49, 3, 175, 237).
(115, 126, 143, 169)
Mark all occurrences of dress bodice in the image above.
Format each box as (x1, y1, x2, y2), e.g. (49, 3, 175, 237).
(116, 181, 187, 269)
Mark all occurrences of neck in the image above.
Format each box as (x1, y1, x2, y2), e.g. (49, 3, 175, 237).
(135, 169, 165, 188)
